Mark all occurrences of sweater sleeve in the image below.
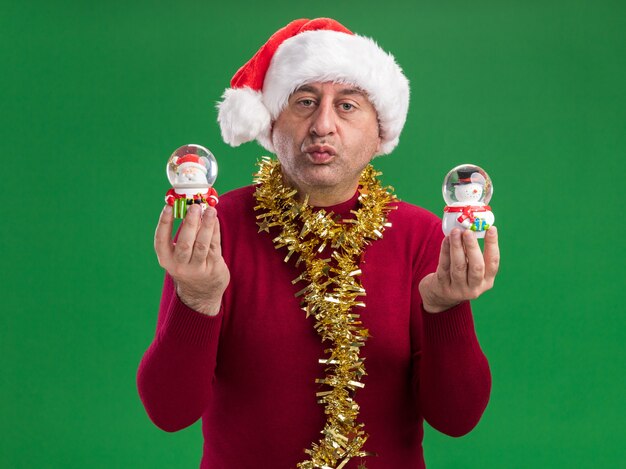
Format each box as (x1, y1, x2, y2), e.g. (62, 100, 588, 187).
(411, 221, 492, 437)
(136, 272, 223, 432)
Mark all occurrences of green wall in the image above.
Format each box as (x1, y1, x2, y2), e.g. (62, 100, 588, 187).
(2, 1, 624, 467)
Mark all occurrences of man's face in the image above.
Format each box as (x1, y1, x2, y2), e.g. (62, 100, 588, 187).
(271, 82, 382, 202)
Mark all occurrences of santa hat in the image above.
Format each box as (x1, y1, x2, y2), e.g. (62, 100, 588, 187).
(217, 18, 410, 156)
(174, 154, 207, 174)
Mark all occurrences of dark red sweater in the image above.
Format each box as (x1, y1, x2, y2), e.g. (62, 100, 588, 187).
(137, 185, 491, 468)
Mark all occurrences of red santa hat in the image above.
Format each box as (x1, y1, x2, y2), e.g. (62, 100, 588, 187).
(217, 18, 410, 156)
(174, 153, 207, 174)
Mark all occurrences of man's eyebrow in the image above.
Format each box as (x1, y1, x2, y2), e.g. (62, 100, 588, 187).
(294, 84, 317, 94)
(337, 88, 368, 99)
(292, 84, 368, 98)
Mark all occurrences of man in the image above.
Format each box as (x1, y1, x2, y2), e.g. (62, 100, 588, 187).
(137, 18, 499, 469)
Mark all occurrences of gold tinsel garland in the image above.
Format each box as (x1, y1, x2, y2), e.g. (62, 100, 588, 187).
(253, 157, 397, 469)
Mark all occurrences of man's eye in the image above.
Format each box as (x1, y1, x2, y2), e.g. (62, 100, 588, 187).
(299, 99, 314, 106)
(340, 103, 354, 111)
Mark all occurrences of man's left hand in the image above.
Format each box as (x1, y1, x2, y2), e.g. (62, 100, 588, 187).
(419, 227, 500, 313)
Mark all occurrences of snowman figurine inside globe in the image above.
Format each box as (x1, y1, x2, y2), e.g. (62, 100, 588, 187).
(442, 164, 494, 238)
(165, 144, 219, 218)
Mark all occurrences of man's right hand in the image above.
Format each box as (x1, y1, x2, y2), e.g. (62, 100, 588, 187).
(154, 204, 230, 316)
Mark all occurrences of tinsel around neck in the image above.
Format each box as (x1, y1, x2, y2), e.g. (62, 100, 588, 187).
(253, 157, 397, 468)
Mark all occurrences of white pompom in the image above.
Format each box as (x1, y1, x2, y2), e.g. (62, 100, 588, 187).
(217, 87, 272, 148)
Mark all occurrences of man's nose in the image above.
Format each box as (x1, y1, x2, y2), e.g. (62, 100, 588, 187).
(309, 99, 337, 137)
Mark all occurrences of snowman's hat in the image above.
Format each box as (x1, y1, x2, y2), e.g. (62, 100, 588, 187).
(174, 154, 208, 174)
(453, 169, 478, 185)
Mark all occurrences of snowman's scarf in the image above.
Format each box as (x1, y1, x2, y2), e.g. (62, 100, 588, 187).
(444, 205, 492, 224)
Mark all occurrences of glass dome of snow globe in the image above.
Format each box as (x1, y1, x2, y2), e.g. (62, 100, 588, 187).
(166, 144, 218, 189)
(442, 164, 493, 206)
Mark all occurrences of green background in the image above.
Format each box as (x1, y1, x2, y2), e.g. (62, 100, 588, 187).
(2, 0, 624, 467)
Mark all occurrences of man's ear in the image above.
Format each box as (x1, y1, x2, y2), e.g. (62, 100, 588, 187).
(376, 119, 383, 154)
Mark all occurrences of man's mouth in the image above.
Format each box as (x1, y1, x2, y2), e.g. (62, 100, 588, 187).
(304, 145, 336, 164)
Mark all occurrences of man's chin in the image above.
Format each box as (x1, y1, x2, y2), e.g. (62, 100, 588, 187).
(303, 165, 334, 177)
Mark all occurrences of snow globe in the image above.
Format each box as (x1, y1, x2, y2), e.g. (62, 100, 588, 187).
(165, 144, 219, 218)
(442, 164, 494, 238)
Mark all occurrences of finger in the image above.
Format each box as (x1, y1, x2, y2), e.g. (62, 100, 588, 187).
(154, 205, 174, 268)
(449, 229, 468, 285)
(483, 226, 500, 284)
(173, 204, 202, 264)
(435, 236, 451, 283)
(463, 230, 485, 290)
(209, 211, 222, 257)
(189, 207, 217, 265)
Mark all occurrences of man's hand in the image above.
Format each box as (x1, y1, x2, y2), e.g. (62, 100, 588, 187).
(419, 227, 499, 314)
(154, 204, 230, 316)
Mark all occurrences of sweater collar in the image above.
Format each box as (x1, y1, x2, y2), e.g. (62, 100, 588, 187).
(311, 189, 360, 218)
